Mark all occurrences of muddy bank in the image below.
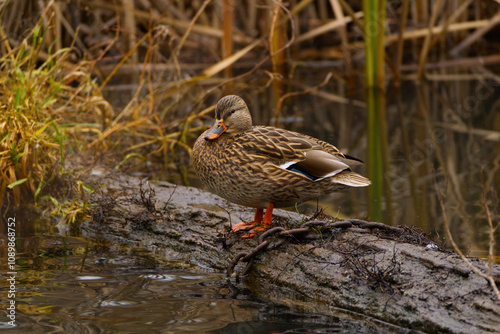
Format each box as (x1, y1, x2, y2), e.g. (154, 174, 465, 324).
(77, 171, 500, 333)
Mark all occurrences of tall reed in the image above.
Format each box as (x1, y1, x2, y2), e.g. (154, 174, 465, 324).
(363, 0, 386, 87)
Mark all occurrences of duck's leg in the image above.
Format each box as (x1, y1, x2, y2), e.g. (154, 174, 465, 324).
(262, 202, 274, 227)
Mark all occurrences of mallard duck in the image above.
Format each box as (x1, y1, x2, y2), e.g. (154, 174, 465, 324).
(192, 95, 370, 235)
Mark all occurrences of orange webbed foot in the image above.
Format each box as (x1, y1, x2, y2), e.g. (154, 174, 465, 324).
(231, 204, 275, 239)
(231, 221, 266, 238)
(231, 221, 258, 232)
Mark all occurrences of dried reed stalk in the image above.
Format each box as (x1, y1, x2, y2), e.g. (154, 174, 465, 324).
(417, 0, 445, 80)
(450, 10, 500, 56)
(435, 178, 500, 300)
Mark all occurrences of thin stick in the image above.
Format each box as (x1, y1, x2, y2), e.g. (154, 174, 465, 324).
(394, 0, 409, 85)
(97, 33, 149, 94)
(480, 170, 497, 284)
(435, 178, 500, 300)
(205, 0, 296, 86)
(417, 0, 445, 81)
(80, 0, 253, 44)
(175, 0, 212, 57)
(343, 19, 490, 53)
(122, 0, 138, 64)
(450, 10, 500, 56)
(329, 0, 352, 79)
(275, 72, 333, 124)
(201, 38, 262, 78)
(222, 0, 234, 81)
(171, 0, 212, 77)
(400, 54, 500, 72)
(428, 0, 474, 54)
(294, 12, 364, 44)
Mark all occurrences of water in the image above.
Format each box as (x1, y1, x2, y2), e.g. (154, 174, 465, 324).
(0, 213, 413, 333)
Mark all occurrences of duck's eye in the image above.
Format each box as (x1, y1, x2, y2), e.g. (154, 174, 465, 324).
(230, 109, 236, 114)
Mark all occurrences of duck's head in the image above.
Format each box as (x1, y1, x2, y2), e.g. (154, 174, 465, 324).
(205, 95, 253, 140)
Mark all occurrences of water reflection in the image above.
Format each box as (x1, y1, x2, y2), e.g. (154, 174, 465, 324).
(0, 214, 411, 333)
(366, 86, 389, 223)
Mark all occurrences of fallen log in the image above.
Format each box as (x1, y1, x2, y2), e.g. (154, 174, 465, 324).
(78, 172, 500, 333)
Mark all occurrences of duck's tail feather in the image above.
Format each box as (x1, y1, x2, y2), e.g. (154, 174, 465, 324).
(333, 170, 371, 187)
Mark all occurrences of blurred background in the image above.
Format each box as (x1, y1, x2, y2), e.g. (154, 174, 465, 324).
(0, 1, 499, 331)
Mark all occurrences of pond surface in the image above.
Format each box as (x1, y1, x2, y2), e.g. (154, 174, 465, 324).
(0, 212, 416, 333)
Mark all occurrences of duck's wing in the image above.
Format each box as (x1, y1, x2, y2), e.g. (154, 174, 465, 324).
(237, 127, 366, 182)
(237, 127, 317, 160)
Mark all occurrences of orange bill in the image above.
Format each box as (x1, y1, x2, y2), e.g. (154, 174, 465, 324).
(205, 119, 227, 140)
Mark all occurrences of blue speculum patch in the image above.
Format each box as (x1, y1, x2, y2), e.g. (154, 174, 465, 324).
(286, 165, 319, 181)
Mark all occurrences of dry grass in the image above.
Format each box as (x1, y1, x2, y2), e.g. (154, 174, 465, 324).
(0, 16, 109, 208)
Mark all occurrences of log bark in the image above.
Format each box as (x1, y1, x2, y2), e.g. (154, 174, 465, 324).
(77, 173, 500, 333)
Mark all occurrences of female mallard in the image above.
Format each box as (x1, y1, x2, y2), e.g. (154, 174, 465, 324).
(192, 95, 370, 235)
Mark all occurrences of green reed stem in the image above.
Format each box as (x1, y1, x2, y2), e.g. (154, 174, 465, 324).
(367, 87, 385, 222)
(363, 0, 386, 87)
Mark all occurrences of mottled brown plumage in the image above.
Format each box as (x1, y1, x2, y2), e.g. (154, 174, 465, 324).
(192, 95, 370, 234)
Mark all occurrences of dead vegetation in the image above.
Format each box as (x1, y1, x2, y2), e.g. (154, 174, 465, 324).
(340, 243, 402, 292)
